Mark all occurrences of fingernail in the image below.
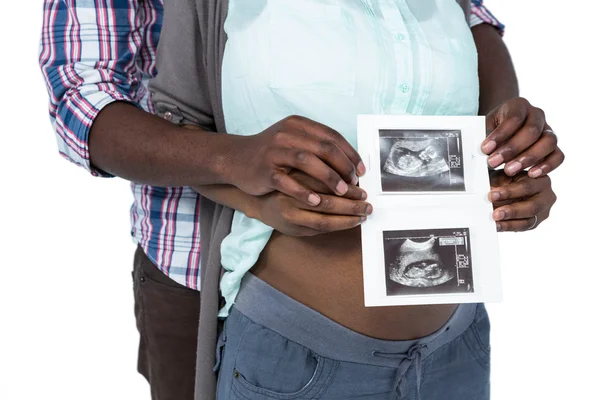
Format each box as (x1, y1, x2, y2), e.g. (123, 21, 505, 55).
(336, 180, 348, 195)
(308, 194, 320, 206)
(490, 191, 501, 201)
(494, 210, 506, 221)
(360, 216, 367, 223)
(361, 191, 368, 200)
(365, 204, 373, 215)
(488, 154, 504, 168)
(496, 223, 502, 232)
(351, 175, 359, 186)
(357, 161, 367, 176)
(505, 162, 522, 176)
(529, 168, 543, 178)
(482, 140, 497, 154)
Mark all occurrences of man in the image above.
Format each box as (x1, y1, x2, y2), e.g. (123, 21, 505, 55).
(39, 1, 563, 399)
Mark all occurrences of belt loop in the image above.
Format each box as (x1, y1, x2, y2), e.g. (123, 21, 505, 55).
(212, 329, 227, 372)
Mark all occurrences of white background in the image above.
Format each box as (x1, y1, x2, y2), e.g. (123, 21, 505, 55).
(0, 1, 598, 399)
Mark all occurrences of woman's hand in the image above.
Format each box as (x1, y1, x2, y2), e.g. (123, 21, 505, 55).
(248, 170, 372, 237)
(482, 97, 565, 178)
(228, 115, 366, 207)
(489, 170, 557, 232)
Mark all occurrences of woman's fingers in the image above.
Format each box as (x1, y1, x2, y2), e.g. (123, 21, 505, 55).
(489, 175, 550, 202)
(493, 196, 541, 222)
(495, 217, 537, 232)
(294, 194, 372, 217)
(489, 173, 556, 232)
(496, 209, 550, 232)
(289, 170, 367, 200)
(266, 191, 370, 236)
(493, 192, 556, 229)
(289, 210, 365, 233)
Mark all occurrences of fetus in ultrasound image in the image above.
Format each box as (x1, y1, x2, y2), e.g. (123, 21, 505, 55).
(379, 130, 466, 192)
(384, 228, 474, 296)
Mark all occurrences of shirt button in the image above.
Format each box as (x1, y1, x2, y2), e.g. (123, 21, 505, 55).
(394, 33, 405, 41)
(400, 84, 410, 93)
(164, 111, 173, 121)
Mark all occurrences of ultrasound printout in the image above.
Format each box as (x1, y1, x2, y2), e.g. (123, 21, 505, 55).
(358, 115, 502, 307)
(379, 130, 465, 192)
(384, 228, 474, 297)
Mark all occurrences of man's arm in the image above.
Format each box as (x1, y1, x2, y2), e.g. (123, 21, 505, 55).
(468, 3, 563, 231)
(472, 24, 519, 115)
(39, 0, 163, 177)
(39, 1, 362, 204)
(195, 5, 519, 229)
(469, 0, 518, 114)
(38, 0, 232, 186)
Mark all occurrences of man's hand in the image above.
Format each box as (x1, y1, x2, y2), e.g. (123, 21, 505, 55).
(489, 170, 557, 232)
(248, 170, 372, 237)
(227, 115, 366, 207)
(482, 97, 565, 178)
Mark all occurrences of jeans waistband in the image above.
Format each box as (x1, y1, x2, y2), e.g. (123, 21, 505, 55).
(234, 273, 477, 368)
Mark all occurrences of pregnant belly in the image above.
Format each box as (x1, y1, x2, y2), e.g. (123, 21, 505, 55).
(250, 227, 457, 341)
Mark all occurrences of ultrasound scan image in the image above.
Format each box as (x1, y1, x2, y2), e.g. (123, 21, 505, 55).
(383, 228, 474, 296)
(379, 130, 466, 192)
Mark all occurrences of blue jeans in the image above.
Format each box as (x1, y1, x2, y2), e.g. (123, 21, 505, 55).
(215, 274, 491, 400)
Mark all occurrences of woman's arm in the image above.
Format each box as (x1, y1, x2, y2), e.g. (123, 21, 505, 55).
(192, 170, 371, 237)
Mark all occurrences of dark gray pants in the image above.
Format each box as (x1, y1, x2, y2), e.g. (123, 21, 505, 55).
(132, 246, 200, 400)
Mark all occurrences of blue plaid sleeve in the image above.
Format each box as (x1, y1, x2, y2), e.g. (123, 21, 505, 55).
(470, 0, 505, 35)
(39, 0, 163, 177)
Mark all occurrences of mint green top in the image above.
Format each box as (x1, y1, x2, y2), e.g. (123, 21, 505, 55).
(218, 0, 480, 316)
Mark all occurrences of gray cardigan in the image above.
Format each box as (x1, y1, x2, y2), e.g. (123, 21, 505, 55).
(149, 1, 472, 398)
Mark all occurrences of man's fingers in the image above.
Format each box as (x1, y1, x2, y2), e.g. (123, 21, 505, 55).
(482, 99, 529, 154)
(487, 106, 545, 170)
(489, 176, 550, 202)
(528, 148, 566, 178)
(503, 127, 558, 176)
(269, 172, 321, 206)
(273, 148, 348, 196)
(295, 195, 372, 217)
(282, 130, 359, 185)
(288, 115, 366, 176)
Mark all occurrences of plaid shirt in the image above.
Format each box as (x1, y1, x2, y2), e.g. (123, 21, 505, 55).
(39, 0, 505, 291)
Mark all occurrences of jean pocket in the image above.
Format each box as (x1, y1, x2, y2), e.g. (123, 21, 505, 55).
(229, 321, 335, 399)
(460, 304, 491, 371)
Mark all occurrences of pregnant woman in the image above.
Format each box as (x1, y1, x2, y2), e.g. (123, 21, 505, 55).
(143, 0, 563, 399)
